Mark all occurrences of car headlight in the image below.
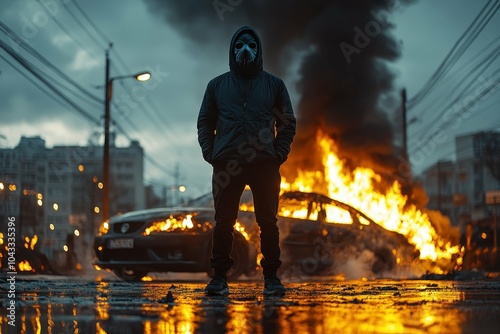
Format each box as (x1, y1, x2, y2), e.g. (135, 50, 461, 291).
(98, 221, 109, 235)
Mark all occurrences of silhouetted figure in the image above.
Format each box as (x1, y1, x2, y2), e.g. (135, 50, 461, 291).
(198, 26, 296, 296)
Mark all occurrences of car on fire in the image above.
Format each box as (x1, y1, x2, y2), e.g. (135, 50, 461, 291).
(274, 191, 419, 276)
(94, 191, 418, 281)
(93, 206, 257, 281)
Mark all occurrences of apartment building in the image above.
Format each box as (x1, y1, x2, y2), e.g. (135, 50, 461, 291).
(421, 131, 500, 228)
(0, 135, 145, 255)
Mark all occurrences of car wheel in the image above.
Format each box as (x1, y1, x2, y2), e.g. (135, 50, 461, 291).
(372, 248, 396, 274)
(113, 267, 148, 282)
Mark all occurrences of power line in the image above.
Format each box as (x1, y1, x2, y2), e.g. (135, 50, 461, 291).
(409, 34, 500, 126)
(35, 0, 103, 64)
(408, 74, 500, 154)
(409, 46, 500, 140)
(8, 2, 186, 182)
(60, 3, 182, 158)
(0, 25, 138, 150)
(52, 1, 182, 152)
(0, 38, 101, 125)
(0, 21, 104, 107)
(0, 53, 83, 118)
(69, 0, 112, 46)
(47, 2, 182, 157)
(58, 0, 107, 50)
(408, 0, 499, 109)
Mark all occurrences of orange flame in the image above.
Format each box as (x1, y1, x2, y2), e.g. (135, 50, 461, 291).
(282, 131, 461, 267)
(23, 235, 38, 250)
(18, 260, 33, 272)
(144, 214, 195, 235)
(142, 214, 250, 241)
(234, 221, 250, 240)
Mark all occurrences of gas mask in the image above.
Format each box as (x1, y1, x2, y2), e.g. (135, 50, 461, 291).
(234, 33, 258, 67)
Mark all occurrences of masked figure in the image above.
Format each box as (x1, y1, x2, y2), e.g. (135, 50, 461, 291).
(197, 26, 296, 297)
(234, 33, 258, 65)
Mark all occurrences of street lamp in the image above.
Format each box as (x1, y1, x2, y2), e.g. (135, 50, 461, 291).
(103, 46, 151, 222)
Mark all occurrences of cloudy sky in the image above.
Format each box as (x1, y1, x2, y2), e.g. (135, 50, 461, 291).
(0, 0, 498, 199)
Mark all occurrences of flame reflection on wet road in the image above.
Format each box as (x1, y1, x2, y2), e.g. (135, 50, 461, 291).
(1, 278, 500, 333)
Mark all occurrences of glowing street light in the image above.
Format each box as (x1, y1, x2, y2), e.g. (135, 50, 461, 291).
(135, 72, 151, 82)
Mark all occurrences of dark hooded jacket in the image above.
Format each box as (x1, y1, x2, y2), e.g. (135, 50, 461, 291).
(197, 26, 296, 165)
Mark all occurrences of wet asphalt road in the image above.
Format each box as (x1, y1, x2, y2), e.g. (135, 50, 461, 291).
(2, 273, 500, 334)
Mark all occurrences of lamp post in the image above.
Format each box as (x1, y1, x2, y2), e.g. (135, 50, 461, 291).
(102, 46, 150, 222)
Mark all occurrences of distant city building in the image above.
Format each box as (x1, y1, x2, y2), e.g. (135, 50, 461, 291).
(422, 160, 457, 223)
(0, 136, 46, 240)
(0, 135, 145, 257)
(421, 131, 500, 229)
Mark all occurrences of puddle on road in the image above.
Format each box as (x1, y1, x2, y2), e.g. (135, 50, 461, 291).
(1, 278, 500, 333)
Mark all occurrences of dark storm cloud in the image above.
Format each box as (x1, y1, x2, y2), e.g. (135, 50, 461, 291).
(143, 0, 415, 176)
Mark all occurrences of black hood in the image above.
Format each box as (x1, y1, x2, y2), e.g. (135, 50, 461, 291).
(229, 26, 263, 78)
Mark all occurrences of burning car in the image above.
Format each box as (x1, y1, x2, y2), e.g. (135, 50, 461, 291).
(93, 207, 257, 282)
(275, 191, 419, 277)
(94, 190, 419, 281)
(237, 191, 419, 278)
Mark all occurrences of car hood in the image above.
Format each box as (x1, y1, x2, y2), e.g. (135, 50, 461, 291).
(109, 207, 215, 223)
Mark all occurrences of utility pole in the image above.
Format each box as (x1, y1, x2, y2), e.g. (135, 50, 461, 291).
(102, 45, 112, 223)
(399, 88, 414, 197)
(101, 44, 150, 221)
(402, 88, 408, 163)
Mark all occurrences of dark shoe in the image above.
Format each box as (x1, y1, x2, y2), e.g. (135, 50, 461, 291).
(205, 276, 229, 296)
(264, 276, 285, 296)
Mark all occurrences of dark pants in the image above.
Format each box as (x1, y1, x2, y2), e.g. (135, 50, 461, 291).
(211, 161, 282, 277)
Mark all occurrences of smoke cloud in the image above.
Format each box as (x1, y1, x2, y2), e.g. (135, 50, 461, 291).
(144, 0, 414, 177)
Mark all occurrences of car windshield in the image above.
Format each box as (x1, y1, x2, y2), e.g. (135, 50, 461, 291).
(279, 197, 353, 224)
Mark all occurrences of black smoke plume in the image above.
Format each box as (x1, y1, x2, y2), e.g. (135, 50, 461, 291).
(144, 0, 414, 178)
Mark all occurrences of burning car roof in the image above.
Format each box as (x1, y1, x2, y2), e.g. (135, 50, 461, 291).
(280, 191, 376, 224)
